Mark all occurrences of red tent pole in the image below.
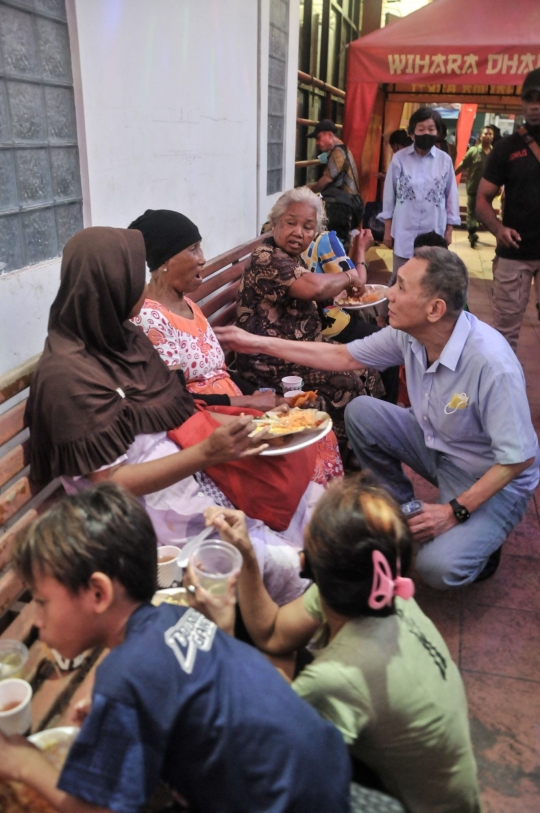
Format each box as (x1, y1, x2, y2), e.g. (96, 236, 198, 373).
(455, 104, 478, 182)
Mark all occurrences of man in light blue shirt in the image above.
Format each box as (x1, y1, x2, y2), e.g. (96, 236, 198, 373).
(216, 247, 539, 589)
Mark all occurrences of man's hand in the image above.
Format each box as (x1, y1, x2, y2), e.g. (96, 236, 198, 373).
(407, 503, 457, 544)
(444, 225, 453, 246)
(215, 326, 260, 354)
(204, 507, 254, 557)
(183, 562, 237, 635)
(495, 224, 521, 250)
(202, 416, 268, 465)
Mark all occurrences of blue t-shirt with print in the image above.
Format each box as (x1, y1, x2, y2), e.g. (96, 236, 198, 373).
(58, 603, 350, 813)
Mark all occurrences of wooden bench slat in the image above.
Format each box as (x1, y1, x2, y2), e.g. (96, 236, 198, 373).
(201, 235, 264, 278)
(0, 401, 26, 448)
(0, 567, 25, 616)
(0, 507, 38, 571)
(1, 599, 36, 643)
(0, 476, 36, 527)
(0, 354, 39, 406)
(0, 441, 29, 489)
(209, 302, 237, 328)
(200, 280, 240, 319)
(191, 260, 246, 303)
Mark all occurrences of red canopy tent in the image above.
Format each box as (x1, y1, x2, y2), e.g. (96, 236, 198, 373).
(344, 0, 540, 199)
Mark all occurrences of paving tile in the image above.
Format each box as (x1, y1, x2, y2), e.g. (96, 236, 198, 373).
(413, 592, 460, 661)
(461, 553, 540, 612)
(502, 503, 540, 558)
(461, 605, 540, 681)
(463, 671, 540, 813)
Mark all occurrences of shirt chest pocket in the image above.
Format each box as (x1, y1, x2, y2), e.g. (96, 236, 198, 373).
(435, 397, 481, 442)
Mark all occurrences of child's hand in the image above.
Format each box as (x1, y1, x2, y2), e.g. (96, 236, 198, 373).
(72, 697, 92, 726)
(0, 731, 40, 780)
(183, 563, 237, 636)
(204, 507, 253, 557)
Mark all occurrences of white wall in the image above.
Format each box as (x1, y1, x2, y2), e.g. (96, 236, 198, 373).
(0, 0, 301, 376)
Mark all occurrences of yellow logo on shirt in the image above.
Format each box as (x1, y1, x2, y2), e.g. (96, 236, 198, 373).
(444, 393, 469, 414)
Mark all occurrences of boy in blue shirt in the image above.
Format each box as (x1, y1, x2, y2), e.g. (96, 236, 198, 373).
(0, 483, 350, 813)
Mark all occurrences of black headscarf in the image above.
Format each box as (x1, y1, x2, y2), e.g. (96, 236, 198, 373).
(128, 209, 202, 271)
(26, 227, 195, 481)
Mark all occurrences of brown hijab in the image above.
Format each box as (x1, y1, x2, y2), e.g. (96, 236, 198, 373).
(26, 227, 194, 481)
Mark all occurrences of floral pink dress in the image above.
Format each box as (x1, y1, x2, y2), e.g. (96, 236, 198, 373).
(133, 298, 344, 483)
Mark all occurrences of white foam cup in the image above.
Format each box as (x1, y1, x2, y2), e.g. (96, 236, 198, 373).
(157, 545, 182, 588)
(0, 678, 32, 735)
(281, 375, 303, 394)
(283, 390, 304, 404)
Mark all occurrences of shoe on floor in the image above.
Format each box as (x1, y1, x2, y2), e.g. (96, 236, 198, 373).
(468, 233, 479, 247)
(474, 546, 502, 583)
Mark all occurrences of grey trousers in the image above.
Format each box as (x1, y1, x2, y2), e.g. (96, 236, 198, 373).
(492, 256, 540, 350)
(345, 397, 530, 590)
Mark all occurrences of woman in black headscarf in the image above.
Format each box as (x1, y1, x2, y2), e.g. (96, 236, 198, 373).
(128, 209, 276, 412)
(26, 227, 323, 603)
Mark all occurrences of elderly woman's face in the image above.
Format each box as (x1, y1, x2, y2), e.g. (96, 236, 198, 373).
(161, 241, 206, 295)
(273, 203, 317, 256)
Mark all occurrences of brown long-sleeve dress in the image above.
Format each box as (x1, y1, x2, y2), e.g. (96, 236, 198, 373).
(235, 237, 384, 442)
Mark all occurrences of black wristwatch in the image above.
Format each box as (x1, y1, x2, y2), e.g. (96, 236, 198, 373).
(449, 498, 470, 523)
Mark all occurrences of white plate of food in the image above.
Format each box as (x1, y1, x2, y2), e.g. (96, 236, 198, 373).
(334, 284, 389, 310)
(152, 587, 190, 607)
(260, 418, 333, 456)
(28, 727, 80, 770)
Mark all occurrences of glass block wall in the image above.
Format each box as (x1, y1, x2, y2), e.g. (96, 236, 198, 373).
(267, 0, 289, 196)
(0, 0, 83, 275)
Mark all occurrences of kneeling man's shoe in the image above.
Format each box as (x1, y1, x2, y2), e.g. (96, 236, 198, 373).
(468, 233, 479, 247)
(474, 546, 502, 583)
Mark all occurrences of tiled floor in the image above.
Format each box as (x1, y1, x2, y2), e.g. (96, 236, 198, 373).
(376, 227, 540, 813)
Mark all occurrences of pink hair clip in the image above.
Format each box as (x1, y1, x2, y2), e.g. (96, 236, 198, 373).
(368, 550, 415, 610)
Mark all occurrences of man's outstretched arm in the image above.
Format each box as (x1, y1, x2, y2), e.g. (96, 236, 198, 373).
(215, 326, 363, 372)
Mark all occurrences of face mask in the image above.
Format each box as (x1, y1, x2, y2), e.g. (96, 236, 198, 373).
(414, 133, 437, 150)
(318, 151, 328, 164)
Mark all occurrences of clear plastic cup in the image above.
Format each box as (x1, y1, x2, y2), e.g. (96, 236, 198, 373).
(190, 539, 243, 596)
(0, 678, 32, 735)
(281, 375, 304, 394)
(0, 640, 29, 681)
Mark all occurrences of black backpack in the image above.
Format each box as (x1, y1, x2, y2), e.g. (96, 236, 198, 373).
(321, 145, 364, 226)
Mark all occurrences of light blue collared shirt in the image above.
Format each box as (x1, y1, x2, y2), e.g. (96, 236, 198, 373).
(378, 145, 461, 259)
(347, 312, 539, 495)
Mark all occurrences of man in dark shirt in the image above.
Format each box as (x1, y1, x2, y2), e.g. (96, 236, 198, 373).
(477, 69, 540, 349)
(455, 126, 494, 247)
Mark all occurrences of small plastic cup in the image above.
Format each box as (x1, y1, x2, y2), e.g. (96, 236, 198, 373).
(0, 640, 29, 681)
(190, 539, 243, 596)
(0, 678, 32, 735)
(157, 545, 182, 588)
(281, 375, 303, 394)
(283, 390, 304, 405)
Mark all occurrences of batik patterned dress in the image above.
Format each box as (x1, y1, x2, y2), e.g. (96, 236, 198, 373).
(235, 237, 383, 442)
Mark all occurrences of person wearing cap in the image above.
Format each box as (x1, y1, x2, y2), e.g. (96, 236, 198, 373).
(455, 126, 494, 248)
(477, 68, 540, 349)
(186, 475, 481, 813)
(307, 119, 361, 198)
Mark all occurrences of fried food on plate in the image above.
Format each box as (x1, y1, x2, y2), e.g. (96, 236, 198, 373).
(250, 408, 329, 438)
(288, 390, 317, 408)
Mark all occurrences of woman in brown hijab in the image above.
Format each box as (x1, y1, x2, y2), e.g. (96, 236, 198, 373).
(26, 227, 324, 603)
